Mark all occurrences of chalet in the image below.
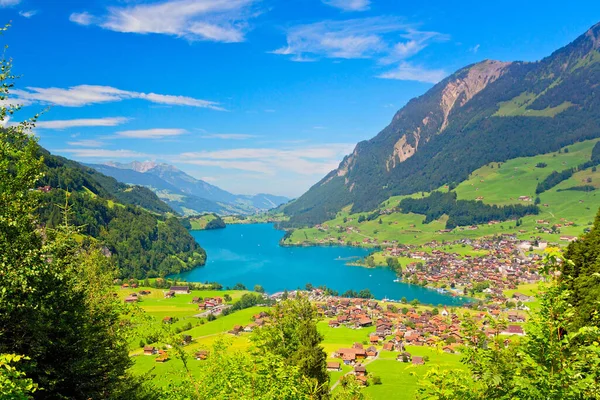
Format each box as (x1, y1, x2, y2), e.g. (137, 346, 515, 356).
(229, 325, 243, 335)
(163, 316, 173, 324)
(503, 325, 525, 336)
(195, 350, 209, 360)
(124, 296, 138, 303)
(512, 292, 531, 302)
(164, 291, 175, 299)
(182, 335, 192, 345)
(518, 196, 531, 202)
(328, 320, 340, 328)
(560, 235, 578, 242)
(354, 364, 367, 377)
(120, 283, 130, 289)
(366, 346, 378, 357)
(244, 323, 256, 333)
(192, 297, 201, 303)
(170, 286, 190, 294)
(143, 346, 157, 355)
(139, 290, 151, 295)
(155, 351, 169, 363)
(327, 362, 341, 372)
(396, 352, 411, 362)
(358, 317, 372, 327)
(383, 342, 394, 351)
(412, 356, 424, 365)
(356, 375, 368, 385)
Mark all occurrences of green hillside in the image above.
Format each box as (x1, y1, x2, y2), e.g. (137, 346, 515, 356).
(284, 22, 600, 227)
(284, 139, 600, 250)
(35, 148, 206, 279)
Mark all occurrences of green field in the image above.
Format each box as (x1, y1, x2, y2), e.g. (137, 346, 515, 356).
(122, 286, 465, 399)
(188, 214, 220, 230)
(285, 139, 600, 255)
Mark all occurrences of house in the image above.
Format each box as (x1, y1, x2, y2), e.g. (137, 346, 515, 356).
(560, 235, 577, 242)
(169, 286, 190, 294)
(366, 346, 378, 357)
(155, 351, 169, 363)
(243, 323, 256, 333)
(163, 316, 173, 324)
(182, 335, 192, 345)
(195, 350, 209, 360)
(124, 296, 138, 303)
(412, 356, 424, 365)
(354, 364, 367, 377)
(396, 352, 411, 362)
(503, 325, 525, 336)
(164, 291, 175, 298)
(139, 290, 151, 295)
(120, 283, 130, 289)
(143, 346, 157, 355)
(512, 292, 531, 302)
(356, 375, 368, 386)
(192, 297, 201, 303)
(229, 325, 243, 335)
(327, 362, 341, 372)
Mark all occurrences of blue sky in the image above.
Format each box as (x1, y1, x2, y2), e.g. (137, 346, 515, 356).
(1, 0, 599, 197)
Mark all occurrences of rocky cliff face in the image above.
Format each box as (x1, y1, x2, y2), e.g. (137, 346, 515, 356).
(284, 22, 600, 227)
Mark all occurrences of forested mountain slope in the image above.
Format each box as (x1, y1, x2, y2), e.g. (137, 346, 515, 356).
(284, 22, 600, 226)
(35, 148, 206, 279)
(91, 161, 290, 216)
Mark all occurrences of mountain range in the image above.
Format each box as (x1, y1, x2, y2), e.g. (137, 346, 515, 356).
(89, 161, 290, 216)
(283, 22, 600, 226)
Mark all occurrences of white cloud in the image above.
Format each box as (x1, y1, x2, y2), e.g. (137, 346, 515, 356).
(69, 12, 94, 26)
(176, 143, 354, 175)
(322, 0, 370, 11)
(57, 148, 149, 159)
(70, 0, 258, 43)
(10, 85, 224, 110)
(377, 62, 447, 83)
(67, 140, 104, 147)
(36, 117, 129, 130)
(272, 17, 447, 64)
(116, 128, 188, 139)
(200, 133, 256, 140)
(0, 0, 20, 7)
(18, 9, 37, 18)
(471, 44, 481, 53)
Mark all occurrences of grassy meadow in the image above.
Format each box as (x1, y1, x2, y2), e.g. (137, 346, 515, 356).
(285, 139, 600, 259)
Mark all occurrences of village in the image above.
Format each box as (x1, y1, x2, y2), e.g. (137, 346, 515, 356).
(120, 283, 532, 388)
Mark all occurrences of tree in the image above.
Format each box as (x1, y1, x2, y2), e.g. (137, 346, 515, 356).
(232, 282, 247, 290)
(165, 338, 317, 399)
(563, 208, 600, 329)
(254, 284, 265, 293)
(251, 295, 329, 399)
(0, 38, 146, 399)
(223, 294, 232, 302)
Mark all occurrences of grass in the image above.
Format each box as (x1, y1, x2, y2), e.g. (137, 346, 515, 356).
(188, 214, 219, 230)
(362, 347, 463, 400)
(286, 139, 600, 251)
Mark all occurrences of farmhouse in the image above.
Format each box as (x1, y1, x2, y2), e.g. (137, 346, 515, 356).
(327, 362, 341, 372)
(169, 286, 190, 294)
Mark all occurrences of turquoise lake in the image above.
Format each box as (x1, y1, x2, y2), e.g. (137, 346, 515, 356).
(177, 223, 466, 306)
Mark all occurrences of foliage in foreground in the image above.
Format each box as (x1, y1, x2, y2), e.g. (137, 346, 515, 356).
(0, 36, 150, 399)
